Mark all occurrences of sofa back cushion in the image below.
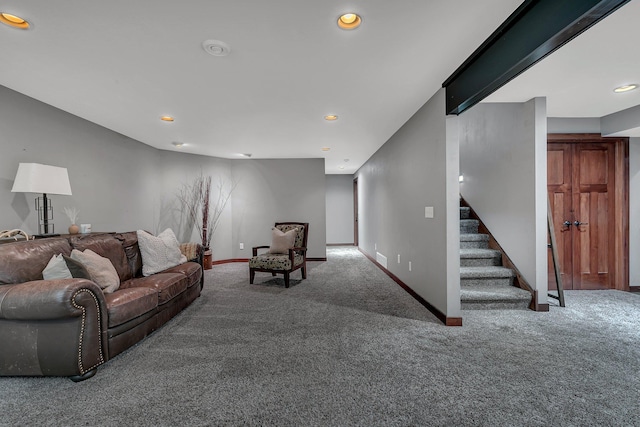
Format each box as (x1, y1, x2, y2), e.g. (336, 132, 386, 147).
(69, 233, 131, 282)
(114, 231, 143, 278)
(0, 237, 72, 285)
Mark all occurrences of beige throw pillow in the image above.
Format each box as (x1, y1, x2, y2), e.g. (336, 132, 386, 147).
(137, 228, 187, 276)
(267, 227, 297, 254)
(70, 249, 120, 293)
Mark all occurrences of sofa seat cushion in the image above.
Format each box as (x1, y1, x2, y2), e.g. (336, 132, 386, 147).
(120, 273, 188, 305)
(104, 287, 158, 328)
(161, 262, 202, 288)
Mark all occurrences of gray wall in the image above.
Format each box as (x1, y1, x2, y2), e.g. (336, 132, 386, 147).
(0, 85, 160, 235)
(0, 85, 327, 260)
(325, 174, 354, 245)
(601, 104, 640, 136)
(460, 99, 548, 305)
(548, 117, 601, 134)
(231, 159, 326, 260)
(355, 89, 460, 317)
(156, 151, 235, 260)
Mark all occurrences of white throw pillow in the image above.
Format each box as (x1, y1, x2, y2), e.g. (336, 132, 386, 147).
(43, 254, 73, 280)
(137, 229, 187, 276)
(43, 253, 92, 280)
(267, 227, 297, 254)
(70, 249, 120, 293)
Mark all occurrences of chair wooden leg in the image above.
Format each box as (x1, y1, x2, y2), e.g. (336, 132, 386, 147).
(272, 272, 277, 276)
(284, 272, 290, 288)
(301, 264, 307, 279)
(250, 269, 255, 284)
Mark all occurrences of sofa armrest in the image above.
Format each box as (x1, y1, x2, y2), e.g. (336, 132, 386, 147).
(0, 278, 105, 320)
(0, 279, 108, 379)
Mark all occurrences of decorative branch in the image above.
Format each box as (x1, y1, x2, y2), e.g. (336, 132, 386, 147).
(62, 206, 79, 224)
(177, 173, 236, 250)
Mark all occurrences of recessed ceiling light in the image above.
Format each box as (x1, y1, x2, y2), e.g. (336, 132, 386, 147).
(160, 116, 175, 122)
(338, 166, 345, 170)
(613, 84, 638, 93)
(172, 141, 185, 147)
(324, 115, 338, 121)
(338, 13, 362, 30)
(202, 40, 231, 57)
(239, 153, 252, 158)
(321, 147, 331, 152)
(0, 12, 30, 29)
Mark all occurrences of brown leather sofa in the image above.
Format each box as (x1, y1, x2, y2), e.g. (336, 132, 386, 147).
(0, 232, 203, 381)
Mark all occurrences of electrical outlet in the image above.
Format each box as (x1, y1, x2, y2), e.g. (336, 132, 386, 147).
(409, 261, 412, 272)
(397, 254, 401, 264)
(239, 243, 244, 250)
(425, 206, 434, 218)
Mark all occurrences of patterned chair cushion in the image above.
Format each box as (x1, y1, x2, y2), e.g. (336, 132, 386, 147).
(249, 253, 304, 271)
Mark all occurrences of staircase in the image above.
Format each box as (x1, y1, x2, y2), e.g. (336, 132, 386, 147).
(459, 206, 532, 310)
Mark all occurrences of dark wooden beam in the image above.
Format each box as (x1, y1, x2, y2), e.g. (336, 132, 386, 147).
(443, 0, 630, 115)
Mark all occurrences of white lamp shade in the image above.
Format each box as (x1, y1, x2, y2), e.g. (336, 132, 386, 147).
(11, 163, 72, 195)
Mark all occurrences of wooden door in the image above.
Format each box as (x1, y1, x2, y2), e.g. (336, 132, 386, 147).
(547, 143, 573, 289)
(547, 135, 628, 291)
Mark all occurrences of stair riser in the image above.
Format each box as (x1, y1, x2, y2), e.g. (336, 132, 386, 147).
(460, 277, 514, 287)
(460, 257, 501, 267)
(460, 207, 470, 220)
(460, 240, 489, 249)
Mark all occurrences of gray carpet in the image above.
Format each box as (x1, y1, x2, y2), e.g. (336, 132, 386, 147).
(1, 246, 640, 426)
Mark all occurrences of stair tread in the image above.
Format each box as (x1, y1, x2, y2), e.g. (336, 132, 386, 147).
(460, 219, 479, 224)
(460, 266, 515, 279)
(460, 248, 501, 258)
(460, 233, 489, 241)
(461, 285, 531, 302)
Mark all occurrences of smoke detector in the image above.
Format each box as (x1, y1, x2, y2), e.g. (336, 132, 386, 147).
(202, 40, 231, 57)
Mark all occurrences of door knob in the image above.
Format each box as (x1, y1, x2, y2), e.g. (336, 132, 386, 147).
(563, 221, 571, 227)
(574, 220, 588, 227)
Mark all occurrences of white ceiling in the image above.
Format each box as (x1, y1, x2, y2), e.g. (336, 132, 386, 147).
(485, 0, 640, 133)
(1, 1, 638, 174)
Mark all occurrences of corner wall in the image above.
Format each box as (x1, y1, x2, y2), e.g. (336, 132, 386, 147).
(231, 159, 327, 260)
(0, 85, 160, 235)
(460, 98, 548, 306)
(325, 175, 354, 245)
(0, 85, 327, 260)
(355, 89, 460, 318)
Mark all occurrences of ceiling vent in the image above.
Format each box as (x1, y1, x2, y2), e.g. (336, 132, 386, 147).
(202, 40, 231, 57)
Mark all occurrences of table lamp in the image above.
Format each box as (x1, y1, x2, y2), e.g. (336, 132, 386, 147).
(11, 163, 72, 236)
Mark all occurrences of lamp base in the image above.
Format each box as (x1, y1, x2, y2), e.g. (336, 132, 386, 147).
(33, 233, 61, 239)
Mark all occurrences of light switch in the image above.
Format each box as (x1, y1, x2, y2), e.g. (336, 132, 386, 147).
(239, 243, 244, 250)
(425, 206, 434, 218)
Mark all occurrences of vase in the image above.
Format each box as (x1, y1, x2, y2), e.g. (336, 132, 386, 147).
(68, 224, 80, 234)
(203, 250, 213, 270)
